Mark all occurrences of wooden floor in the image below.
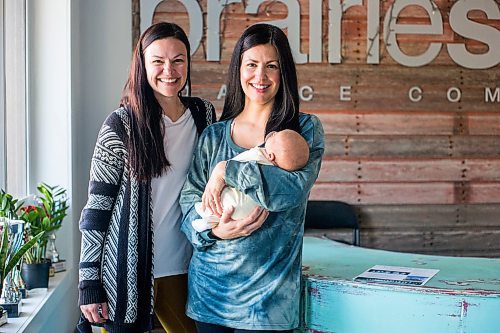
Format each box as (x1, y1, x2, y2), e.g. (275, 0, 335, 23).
(151, 315, 166, 332)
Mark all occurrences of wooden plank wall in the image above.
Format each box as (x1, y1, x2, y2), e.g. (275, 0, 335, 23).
(152, 0, 500, 257)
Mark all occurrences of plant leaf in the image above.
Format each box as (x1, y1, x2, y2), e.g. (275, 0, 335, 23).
(5, 231, 44, 276)
(0, 222, 9, 280)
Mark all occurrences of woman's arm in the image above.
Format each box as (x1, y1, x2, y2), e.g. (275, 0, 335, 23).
(180, 129, 215, 249)
(180, 126, 269, 248)
(227, 114, 324, 211)
(78, 111, 126, 322)
(205, 114, 324, 213)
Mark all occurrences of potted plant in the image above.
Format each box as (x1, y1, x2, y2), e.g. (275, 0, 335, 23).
(0, 220, 43, 318)
(0, 191, 28, 313)
(19, 183, 69, 289)
(0, 189, 44, 319)
(0, 189, 31, 296)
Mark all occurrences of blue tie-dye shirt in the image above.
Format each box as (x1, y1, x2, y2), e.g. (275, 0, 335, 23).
(180, 113, 324, 330)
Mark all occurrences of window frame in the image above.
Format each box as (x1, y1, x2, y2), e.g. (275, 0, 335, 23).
(2, 0, 27, 196)
(1, 0, 6, 190)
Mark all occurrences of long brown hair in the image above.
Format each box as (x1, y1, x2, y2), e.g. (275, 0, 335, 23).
(220, 24, 300, 135)
(120, 22, 191, 181)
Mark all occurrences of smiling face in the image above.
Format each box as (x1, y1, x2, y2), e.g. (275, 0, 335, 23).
(240, 43, 281, 109)
(144, 37, 188, 100)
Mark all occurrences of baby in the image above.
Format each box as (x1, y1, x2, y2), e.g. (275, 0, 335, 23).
(192, 129, 309, 232)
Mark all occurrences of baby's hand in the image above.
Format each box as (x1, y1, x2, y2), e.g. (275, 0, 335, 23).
(202, 161, 227, 216)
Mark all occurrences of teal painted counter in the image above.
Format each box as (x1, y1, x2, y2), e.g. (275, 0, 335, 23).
(301, 236, 500, 333)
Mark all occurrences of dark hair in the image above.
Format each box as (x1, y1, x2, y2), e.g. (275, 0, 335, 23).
(120, 22, 191, 181)
(220, 23, 300, 134)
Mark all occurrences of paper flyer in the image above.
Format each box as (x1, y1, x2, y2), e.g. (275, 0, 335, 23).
(353, 265, 439, 286)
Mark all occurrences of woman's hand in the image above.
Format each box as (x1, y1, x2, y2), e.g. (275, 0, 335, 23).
(211, 206, 269, 239)
(201, 161, 227, 216)
(80, 302, 109, 324)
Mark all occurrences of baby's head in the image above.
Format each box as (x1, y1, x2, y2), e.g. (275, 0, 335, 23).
(264, 129, 309, 171)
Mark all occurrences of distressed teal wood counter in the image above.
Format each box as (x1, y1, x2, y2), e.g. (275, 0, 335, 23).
(301, 236, 500, 333)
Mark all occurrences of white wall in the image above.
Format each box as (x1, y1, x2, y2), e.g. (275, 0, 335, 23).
(26, 0, 131, 331)
(27, 0, 72, 265)
(72, 0, 132, 252)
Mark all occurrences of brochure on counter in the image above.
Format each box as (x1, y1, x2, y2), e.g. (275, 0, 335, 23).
(354, 265, 439, 286)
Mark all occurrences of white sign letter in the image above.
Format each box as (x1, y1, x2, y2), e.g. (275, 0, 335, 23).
(309, 0, 322, 63)
(366, 0, 380, 64)
(207, 0, 242, 61)
(140, 0, 163, 33)
(141, 1, 204, 56)
(447, 0, 500, 69)
(247, 0, 307, 64)
(485, 87, 500, 103)
(340, 86, 352, 101)
(329, 0, 363, 64)
(217, 84, 227, 100)
(300, 86, 314, 101)
(409, 86, 423, 102)
(384, 0, 443, 67)
(447, 87, 462, 103)
(181, 0, 204, 55)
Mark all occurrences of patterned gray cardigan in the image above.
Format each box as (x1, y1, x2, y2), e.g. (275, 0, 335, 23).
(77, 97, 215, 333)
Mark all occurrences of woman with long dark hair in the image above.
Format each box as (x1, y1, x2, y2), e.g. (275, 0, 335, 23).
(180, 23, 325, 332)
(77, 22, 216, 333)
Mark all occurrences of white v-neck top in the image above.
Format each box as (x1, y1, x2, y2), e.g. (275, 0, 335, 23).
(151, 109, 197, 277)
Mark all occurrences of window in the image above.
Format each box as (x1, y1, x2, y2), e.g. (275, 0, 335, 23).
(1, 0, 6, 189)
(1, 0, 27, 196)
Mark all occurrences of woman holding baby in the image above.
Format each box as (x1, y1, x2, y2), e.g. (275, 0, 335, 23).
(180, 23, 325, 333)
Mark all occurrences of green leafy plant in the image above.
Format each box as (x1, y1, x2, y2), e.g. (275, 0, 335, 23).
(0, 189, 21, 219)
(19, 183, 69, 264)
(36, 183, 69, 232)
(0, 221, 43, 295)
